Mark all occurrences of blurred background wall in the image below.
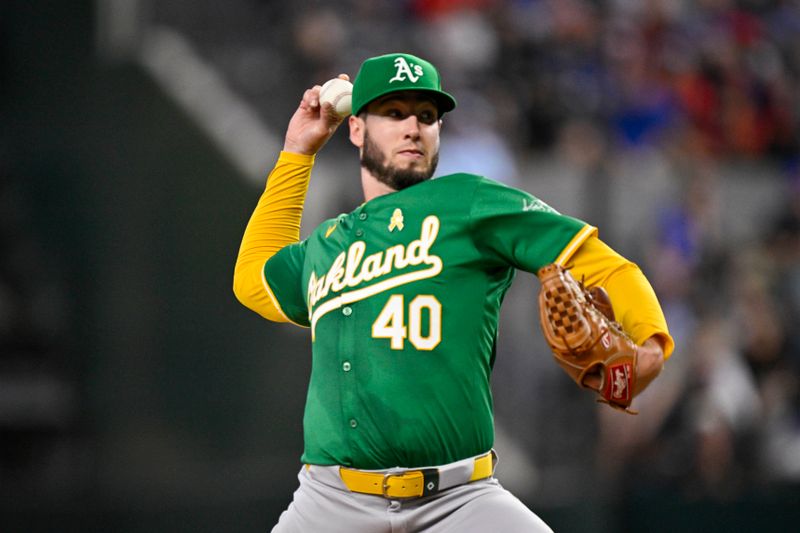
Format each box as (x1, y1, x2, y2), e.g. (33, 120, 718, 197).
(2, 0, 799, 531)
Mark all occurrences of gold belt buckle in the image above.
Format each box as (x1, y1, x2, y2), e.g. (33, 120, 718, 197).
(381, 471, 397, 498)
(382, 470, 420, 499)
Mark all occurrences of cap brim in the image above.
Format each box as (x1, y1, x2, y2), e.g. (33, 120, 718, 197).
(354, 88, 457, 117)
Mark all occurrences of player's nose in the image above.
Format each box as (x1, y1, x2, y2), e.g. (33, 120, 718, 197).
(401, 115, 421, 139)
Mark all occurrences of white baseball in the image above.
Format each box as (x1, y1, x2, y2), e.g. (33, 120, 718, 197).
(319, 78, 353, 117)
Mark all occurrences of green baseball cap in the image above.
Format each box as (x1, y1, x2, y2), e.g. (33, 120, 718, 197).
(351, 53, 457, 117)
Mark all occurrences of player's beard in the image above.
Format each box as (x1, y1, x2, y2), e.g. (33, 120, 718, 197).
(360, 130, 439, 191)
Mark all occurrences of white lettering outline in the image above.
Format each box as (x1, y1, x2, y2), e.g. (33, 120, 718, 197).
(308, 216, 442, 339)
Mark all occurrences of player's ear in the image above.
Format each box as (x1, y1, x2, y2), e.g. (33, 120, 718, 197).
(349, 114, 365, 148)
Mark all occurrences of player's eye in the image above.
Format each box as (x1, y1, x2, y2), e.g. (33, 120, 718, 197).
(418, 110, 437, 125)
(386, 108, 405, 119)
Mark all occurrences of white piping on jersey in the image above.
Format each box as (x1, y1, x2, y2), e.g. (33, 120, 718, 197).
(309, 216, 442, 340)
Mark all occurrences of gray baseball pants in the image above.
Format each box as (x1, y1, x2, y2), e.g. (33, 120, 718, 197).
(271, 464, 553, 533)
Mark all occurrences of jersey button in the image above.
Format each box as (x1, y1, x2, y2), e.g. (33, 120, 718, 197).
(359, 213, 368, 220)
(355, 229, 364, 237)
(349, 419, 358, 428)
(342, 306, 352, 316)
(342, 361, 351, 372)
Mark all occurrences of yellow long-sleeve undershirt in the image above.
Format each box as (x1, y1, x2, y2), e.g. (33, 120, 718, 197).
(565, 237, 674, 359)
(233, 151, 314, 322)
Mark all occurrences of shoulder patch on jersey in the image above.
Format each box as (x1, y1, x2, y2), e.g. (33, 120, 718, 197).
(522, 197, 557, 214)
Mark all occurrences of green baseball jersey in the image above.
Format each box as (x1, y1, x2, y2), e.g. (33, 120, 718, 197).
(264, 173, 595, 469)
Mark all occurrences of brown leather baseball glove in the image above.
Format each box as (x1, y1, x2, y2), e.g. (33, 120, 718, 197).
(537, 264, 639, 413)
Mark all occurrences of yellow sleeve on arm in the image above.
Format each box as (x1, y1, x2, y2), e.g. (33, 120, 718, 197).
(564, 236, 675, 359)
(233, 151, 314, 322)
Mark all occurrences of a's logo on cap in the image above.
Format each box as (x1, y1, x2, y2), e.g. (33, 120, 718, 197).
(389, 57, 424, 84)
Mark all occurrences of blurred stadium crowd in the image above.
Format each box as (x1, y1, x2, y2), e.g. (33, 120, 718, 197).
(3, 0, 800, 523)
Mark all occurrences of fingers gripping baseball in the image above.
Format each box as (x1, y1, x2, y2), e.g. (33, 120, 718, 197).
(284, 74, 350, 156)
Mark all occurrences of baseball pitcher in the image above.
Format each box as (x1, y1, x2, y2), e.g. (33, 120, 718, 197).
(234, 53, 673, 532)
